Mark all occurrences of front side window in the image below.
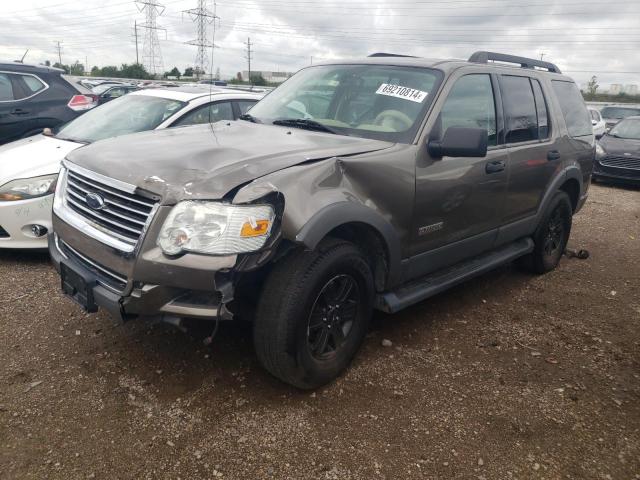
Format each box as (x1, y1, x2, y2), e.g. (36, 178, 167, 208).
(56, 95, 185, 143)
(0, 73, 14, 101)
(551, 81, 592, 138)
(237, 99, 257, 115)
(247, 64, 442, 143)
(501, 75, 539, 143)
(173, 101, 234, 126)
(440, 74, 497, 146)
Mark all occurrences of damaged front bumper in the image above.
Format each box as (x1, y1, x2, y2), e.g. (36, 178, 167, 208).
(49, 228, 236, 323)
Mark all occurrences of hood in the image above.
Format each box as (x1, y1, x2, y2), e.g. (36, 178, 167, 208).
(599, 134, 640, 156)
(65, 121, 394, 203)
(0, 135, 81, 185)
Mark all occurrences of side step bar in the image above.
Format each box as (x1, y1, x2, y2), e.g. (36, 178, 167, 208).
(376, 238, 534, 313)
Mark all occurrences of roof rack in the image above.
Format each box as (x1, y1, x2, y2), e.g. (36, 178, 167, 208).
(468, 51, 562, 74)
(368, 52, 417, 58)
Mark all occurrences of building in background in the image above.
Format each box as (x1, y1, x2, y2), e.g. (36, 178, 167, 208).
(609, 84, 623, 95)
(623, 84, 638, 95)
(241, 71, 294, 84)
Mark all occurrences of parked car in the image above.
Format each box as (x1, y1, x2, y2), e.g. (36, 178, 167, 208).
(600, 105, 640, 131)
(49, 52, 593, 388)
(199, 80, 228, 87)
(593, 116, 640, 185)
(588, 108, 606, 138)
(80, 79, 127, 90)
(0, 62, 97, 144)
(0, 86, 262, 248)
(92, 84, 139, 105)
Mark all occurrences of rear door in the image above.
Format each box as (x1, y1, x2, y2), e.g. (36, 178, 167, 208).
(499, 74, 558, 222)
(0, 72, 47, 142)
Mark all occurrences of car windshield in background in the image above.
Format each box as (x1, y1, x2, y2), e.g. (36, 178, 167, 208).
(247, 64, 441, 143)
(600, 106, 640, 119)
(609, 118, 640, 140)
(92, 83, 121, 94)
(56, 95, 185, 143)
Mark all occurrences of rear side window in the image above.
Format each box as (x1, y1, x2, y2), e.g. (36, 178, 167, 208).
(0, 73, 14, 101)
(590, 110, 600, 121)
(531, 79, 550, 139)
(440, 74, 497, 146)
(20, 75, 46, 95)
(551, 81, 592, 137)
(501, 75, 538, 143)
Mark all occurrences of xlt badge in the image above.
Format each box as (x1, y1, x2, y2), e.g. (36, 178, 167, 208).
(418, 222, 444, 236)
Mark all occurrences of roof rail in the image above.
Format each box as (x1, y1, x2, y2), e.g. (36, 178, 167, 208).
(368, 52, 417, 58)
(468, 51, 562, 74)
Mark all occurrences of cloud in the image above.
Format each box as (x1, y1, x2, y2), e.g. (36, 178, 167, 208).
(1, 0, 639, 89)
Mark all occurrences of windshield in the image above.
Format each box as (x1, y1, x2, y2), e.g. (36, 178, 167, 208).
(247, 64, 442, 143)
(600, 106, 640, 119)
(609, 118, 640, 140)
(56, 95, 185, 143)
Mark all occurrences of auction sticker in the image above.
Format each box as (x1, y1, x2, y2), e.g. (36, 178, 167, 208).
(375, 83, 428, 103)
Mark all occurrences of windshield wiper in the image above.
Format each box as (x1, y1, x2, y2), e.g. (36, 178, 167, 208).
(272, 118, 338, 135)
(239, 113, 261, 123)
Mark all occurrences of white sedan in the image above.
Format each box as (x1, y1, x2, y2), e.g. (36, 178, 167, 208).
(589, 108, 606, 138)
(0, 86, 262, 248)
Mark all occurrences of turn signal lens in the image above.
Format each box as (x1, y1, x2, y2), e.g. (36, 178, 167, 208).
(240, 219, 271, 237)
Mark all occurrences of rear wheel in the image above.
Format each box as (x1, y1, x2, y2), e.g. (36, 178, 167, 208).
(253, 240, 374, 389)
(520, 191, 573, 274)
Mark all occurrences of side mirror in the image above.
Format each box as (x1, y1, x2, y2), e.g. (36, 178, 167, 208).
(595, 133, 604, 140)
(428, 126, 488, 158)
(43, 127, 53, 137)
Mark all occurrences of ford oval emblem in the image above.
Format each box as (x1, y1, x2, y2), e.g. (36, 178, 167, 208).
(85, 192, 106, 210)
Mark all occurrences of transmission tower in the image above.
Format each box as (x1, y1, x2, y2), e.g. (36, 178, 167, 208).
(184, 0, 219, 78)
(136, 0, 166, 77)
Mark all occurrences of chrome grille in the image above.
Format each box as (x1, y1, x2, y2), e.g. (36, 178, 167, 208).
(59, 238, 128, 292)
(601, 155, 640, 171)
(64, 168, 157, 247)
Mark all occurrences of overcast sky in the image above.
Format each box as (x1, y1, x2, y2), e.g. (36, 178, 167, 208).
(1, 0, 639, 89)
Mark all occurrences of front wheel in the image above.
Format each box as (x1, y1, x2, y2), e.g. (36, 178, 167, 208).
(253, 240, 374, 389)
(520, 191, 573, 274)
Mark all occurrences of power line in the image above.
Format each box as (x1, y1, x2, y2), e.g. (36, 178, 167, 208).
(136, 0, 166, 76)
(54, 40, 62, 65)
(244, 37, 252, 83)
(183, 0, 219, 77)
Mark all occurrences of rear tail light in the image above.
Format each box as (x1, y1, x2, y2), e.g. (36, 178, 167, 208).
(67, 94, 97, 112)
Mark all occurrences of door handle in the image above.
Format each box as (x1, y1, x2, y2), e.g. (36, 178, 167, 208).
(485, 160, 506, 174)
(11, 108, 29, 115)
(547, 150, 561, 161)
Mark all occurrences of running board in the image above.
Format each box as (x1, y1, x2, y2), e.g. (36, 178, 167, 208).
(376, 237, 534, 313)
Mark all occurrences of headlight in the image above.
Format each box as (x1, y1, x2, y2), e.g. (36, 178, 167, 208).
(595, 142, 606, 160)
(157, 201, 275, 255)
(0, 174, 58, 201)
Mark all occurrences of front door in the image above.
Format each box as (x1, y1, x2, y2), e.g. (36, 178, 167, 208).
(411, 73, 508, 274)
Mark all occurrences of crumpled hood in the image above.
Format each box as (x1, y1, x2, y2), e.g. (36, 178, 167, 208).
(599, 134, 640, 156)
(65, 121, 394, 203)
(0, 135, 81, 185)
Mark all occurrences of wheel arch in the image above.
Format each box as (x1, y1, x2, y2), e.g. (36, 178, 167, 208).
(294, 202, 403, 290)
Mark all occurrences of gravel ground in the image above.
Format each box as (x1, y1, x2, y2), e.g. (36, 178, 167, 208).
(1, 183, 639, 480)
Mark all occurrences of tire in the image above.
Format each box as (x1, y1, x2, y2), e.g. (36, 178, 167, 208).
(519, 191, 573, 274)
(253, 239, 374, 389)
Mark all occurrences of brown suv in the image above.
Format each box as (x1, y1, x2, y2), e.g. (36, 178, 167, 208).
(49, 52, 594, 388)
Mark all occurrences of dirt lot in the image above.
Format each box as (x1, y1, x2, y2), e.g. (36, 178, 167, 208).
(0, 183, 639, 480)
